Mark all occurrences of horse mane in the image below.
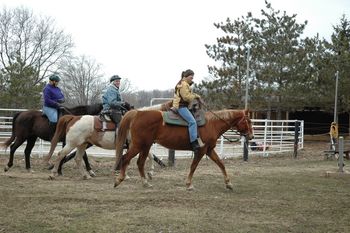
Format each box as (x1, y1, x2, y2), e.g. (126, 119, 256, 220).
(66, 103, 103, 115)
(205, 109, 244, 121)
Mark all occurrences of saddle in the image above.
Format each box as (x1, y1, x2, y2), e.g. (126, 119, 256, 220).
(94, 115, 116, 132)
(94, 108, 124, 132)
(162, 99, 206, 127)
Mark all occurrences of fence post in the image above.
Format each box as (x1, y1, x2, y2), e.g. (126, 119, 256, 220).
(293, 121, 300, 158)
(263, 119, 268, 157)
(338, 136, 344, 172)
(243, 137, 249, 161)
(168, 149, 175, 167)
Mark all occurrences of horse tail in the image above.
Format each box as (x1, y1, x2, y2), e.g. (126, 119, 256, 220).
(46, 115, 75, 160)
(115, 110, 138, 167)
(0, 112, 21, 149)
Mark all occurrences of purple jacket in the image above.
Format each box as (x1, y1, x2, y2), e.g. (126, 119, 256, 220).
(43, 84, 64, 109)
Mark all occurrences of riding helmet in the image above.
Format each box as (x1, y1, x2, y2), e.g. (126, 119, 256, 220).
(110, 75, 121, 82)
(49, 74, 61, 82)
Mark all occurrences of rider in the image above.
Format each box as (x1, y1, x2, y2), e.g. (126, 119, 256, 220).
(42, 74, 65, 133)
(102, 75, 124, 125)
(172, 69, 202, 154)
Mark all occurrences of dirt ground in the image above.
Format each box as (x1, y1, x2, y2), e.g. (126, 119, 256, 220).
(0, 141, 349, 233)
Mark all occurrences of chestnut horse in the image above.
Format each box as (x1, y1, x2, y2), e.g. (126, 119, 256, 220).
(0, 103, 102, 173)
(47, 101, 173, 179)
(114, 108, 254, 190)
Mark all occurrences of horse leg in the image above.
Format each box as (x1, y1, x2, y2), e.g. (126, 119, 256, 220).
(137, 148, 152, 188)
(82, 152, 96, 177)
(207, 150, 232, 190)
(146, 153, 154, 180)
(24, 137, 37, 172)
(82, 144, 95, 177)
(185, 152, 204, 191)
(74, 144, 90, 180)
(4, 137, 26, 172)
(113, 152, 130, 180)
(49, 145, 75, 179)
(56, 151, 77, 174)
(114, 147, 139, 187)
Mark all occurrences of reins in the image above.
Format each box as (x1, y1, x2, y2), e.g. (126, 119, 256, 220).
(60, 106, 74, 115)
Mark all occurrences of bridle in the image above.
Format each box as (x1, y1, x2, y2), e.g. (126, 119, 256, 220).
(202, 103, 251, 140)
(236, 115, 251, 138)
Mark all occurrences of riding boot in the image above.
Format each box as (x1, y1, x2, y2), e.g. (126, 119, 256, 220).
(190, 139, 200, 155)
(49, 122, 57, 136)
(110, 110, 122, 126)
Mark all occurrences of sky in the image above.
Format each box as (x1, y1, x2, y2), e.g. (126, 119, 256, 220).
(0, 0, 349, 91)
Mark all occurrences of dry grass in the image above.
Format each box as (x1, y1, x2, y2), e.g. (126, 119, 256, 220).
(0, 141, 350, 233)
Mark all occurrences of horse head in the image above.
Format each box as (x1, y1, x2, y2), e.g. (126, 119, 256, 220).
(236, 109, 254, 140)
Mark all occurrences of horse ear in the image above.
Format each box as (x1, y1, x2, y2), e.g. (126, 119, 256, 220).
(244, 109, 249, 116)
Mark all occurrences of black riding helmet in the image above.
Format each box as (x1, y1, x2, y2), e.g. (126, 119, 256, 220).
(49, 74, 61, 82)
(110, 75, 121, 82)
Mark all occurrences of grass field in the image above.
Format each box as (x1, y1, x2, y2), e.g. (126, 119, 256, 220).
(0, 141, 349, 233)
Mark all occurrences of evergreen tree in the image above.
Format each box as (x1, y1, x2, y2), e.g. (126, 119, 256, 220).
(199, 13, 255, 109)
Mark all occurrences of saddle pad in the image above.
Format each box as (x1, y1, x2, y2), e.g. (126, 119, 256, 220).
(94, 116, 116, 131)
(162, 109, 206, 127)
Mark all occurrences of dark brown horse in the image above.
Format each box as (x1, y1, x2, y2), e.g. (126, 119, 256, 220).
(0, 103, 103, 173)
(114, 108, 254, 190)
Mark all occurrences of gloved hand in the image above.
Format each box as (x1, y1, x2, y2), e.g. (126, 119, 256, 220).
(57, 103, 65, 108)
(110, 102, 125, 110)
(123, 101, 132, 110)
(57, 99, 65, 103)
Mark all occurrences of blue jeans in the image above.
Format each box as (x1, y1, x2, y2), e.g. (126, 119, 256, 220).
(177, 107, 197, 142)
(43, 106, 58, 123)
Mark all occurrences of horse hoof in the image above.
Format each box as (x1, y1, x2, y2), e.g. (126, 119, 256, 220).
(48, 175, 55, 180)
(226, 183, 233, 190)
(88, 170, 96, 177)
(124, 174, 130, 181)
(147, 171, 153, 180)
(143, 182, 153, 188)
(83, 175, 91, 180)
(114, 180, 121, 188)
(4, 166, 10, 172)
(186, 184, 194, 191)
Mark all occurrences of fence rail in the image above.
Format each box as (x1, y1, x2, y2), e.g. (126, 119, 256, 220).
(0, 108, 303, 159)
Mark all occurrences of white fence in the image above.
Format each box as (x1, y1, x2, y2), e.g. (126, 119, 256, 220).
(0, 108, 303, 159)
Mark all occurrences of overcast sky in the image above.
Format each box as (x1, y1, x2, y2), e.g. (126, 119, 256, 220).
(0, 0, 349, 91)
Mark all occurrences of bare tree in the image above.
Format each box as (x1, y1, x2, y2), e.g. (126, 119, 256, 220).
(59, 55, 104, 105)
(0, 6, 74, 85)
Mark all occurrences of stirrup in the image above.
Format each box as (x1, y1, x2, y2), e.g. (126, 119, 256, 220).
(102, 121, 107, 131)
(198, 138, 205, 147)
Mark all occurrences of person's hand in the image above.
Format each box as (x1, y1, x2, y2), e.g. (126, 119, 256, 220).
(123, 101, 132, 110)
(57, 103, 65, 108)
(197, 97, 205, 106)
(57, 99, 65, 103)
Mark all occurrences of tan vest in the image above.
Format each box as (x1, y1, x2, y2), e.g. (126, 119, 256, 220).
(173, 80, 199, 109)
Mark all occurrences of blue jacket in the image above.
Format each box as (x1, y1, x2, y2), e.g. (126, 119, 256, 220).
(102, 84, 123, 110)
(43, 84, 64, 109)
